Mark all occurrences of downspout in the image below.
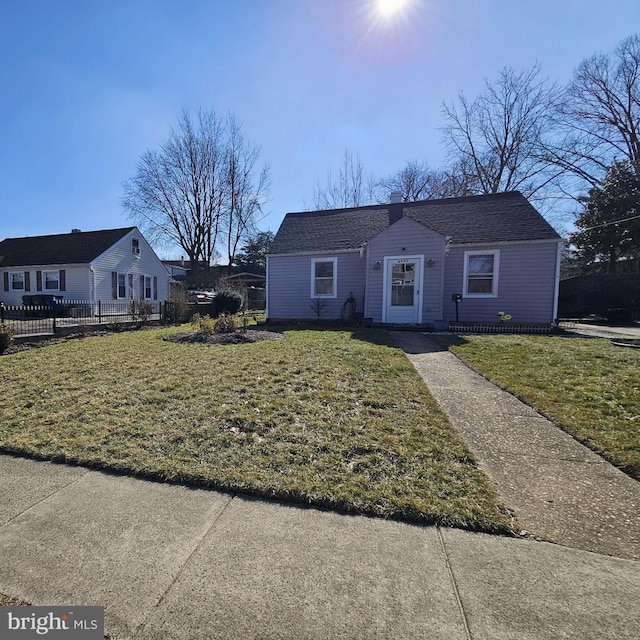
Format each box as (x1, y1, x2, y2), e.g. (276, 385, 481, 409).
(552, 241, 562, 324)
(361, 243, 368, 320)
(90, 267, 95, 304)
(265, 255, 270, 320)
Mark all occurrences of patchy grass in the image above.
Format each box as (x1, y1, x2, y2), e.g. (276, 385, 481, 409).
(439, 334, 640, 479)
(0, 327, 509, 533)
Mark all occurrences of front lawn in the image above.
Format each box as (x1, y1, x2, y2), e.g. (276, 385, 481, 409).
(0, 327, 510, 532)
(441, 335, 640, 479)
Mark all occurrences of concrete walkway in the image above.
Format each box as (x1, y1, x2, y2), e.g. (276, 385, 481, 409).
(391, 331, 640, 561)
(0, 454, 639, 639)
(559, 322, 640, 340)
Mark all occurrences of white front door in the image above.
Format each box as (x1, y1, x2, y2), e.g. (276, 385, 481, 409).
(383, 256, 423, 323)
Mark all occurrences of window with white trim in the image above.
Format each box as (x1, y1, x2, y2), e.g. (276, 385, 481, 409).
(132, 238, 140, 257)
(43, 270, 59, 290)
(311, 257, 337, 298)
(144, 276, 152, 300)
(10, 272, 24, 290)
(117, 273, 127, 299)
(463, 250, 499, 297)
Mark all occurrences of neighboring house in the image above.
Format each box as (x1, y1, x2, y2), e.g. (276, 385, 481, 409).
(267, 192, 562, 326)
(0, 227, 170, 306)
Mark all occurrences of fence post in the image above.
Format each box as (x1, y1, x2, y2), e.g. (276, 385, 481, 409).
(0, 303, 4, 324)
(52, 307, 57, 333)
(98, 300, 102, 323)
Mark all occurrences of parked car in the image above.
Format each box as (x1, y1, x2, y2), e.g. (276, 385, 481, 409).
(188, 290, 216, 303)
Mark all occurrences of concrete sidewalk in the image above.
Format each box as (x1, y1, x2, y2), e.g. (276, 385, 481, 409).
(0, 454, 639, 639)
(391, 331, 640, 561)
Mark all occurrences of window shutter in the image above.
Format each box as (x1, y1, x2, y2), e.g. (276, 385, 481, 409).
(36, 271, 42, 291)
(112, 272, 117, 299)
(24, 271, 31, 292)
(3, 272, 8, 292)
(139, 275, 145, 298)
(59, 269, 66, 292)
(153, 276, 158, 300)
(128, 274, 134, 298)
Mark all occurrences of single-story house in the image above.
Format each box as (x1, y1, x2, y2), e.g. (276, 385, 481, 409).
(0, 227, 170, 306)
(267, 191, 562, 326)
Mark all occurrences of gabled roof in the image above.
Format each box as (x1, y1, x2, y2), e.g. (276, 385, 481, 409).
(270, 192, 560, 255)
(0, 227, 136, 267)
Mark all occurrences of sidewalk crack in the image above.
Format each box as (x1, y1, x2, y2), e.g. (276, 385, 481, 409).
(131, 492, 236, 639)
(0, 462, 89, 528)
(437, 527, 472, 640)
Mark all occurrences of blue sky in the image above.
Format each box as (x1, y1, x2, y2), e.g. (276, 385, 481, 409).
(1, 0, 639, 258)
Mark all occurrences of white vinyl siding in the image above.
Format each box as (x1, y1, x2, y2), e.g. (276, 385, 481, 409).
(91, 229, 169, 302)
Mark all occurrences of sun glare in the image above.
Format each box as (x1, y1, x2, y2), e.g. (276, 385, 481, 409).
(375, 0, 412, 19)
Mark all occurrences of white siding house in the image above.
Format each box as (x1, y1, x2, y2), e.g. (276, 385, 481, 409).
(0, 227, 169, 306)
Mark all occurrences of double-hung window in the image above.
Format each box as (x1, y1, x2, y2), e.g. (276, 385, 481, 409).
(132, 238, 140, 257)
(43, 270, 59, 290)
(464, 250, 499, 297)
(144, 276, 152, 300)
(311, 258, 337, 298)
(10, 272, 24, 290)
(117, 273, 127, 299)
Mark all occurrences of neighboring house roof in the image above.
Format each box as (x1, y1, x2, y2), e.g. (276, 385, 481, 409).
(270, 192, 560, 255)
(221, 272, 266, 282)
(0, 227, 136, 267)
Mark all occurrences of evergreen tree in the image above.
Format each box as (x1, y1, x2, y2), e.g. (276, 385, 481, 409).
(570, 161, 640, 273)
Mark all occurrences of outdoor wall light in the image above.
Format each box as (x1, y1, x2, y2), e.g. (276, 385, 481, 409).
(373, 261, 381, 270)
(426, 258, 435, 267)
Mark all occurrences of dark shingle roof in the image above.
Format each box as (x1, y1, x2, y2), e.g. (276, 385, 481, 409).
(0, 227, 135, 267)
(270, 192, 560, 254)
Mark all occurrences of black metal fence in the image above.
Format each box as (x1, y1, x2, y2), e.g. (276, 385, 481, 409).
(0, 300, 164, 337)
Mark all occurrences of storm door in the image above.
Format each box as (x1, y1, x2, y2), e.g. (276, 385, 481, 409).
(383, 256, 423, 323)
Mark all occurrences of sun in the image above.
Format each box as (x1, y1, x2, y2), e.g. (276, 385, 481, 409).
(375, 0, 413, 19)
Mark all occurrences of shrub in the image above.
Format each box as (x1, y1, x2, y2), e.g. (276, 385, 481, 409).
(191, 313, 215, 337)
(215, 290, 243, 316)
(167, 284, 191, 324)
(0, 324, 14, 354)
(129, 299, 154, 326)
(214, 313, 238, 334)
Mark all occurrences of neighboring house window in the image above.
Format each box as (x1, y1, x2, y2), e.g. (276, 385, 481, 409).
(144, 276, 152, 299)
(463, 250, 500, 297)
(43, 270, 59, 290)
(10, 272, 24, 290)
(118, 273, 127, 298)
(311, 257, 337, 298)
(132, 238, 140, 257)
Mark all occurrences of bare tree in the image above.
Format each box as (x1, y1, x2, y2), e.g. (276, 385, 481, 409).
(375, 159, 479, 202)
(441, 64, 561, 201)
(224, 116, 270, 270)
(122, 109, 269, 272)
(312, 149, 375, 209)
(547, 34, 640, 190)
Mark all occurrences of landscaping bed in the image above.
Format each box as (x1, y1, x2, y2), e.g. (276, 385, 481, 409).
(163, 328, 285, 345)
